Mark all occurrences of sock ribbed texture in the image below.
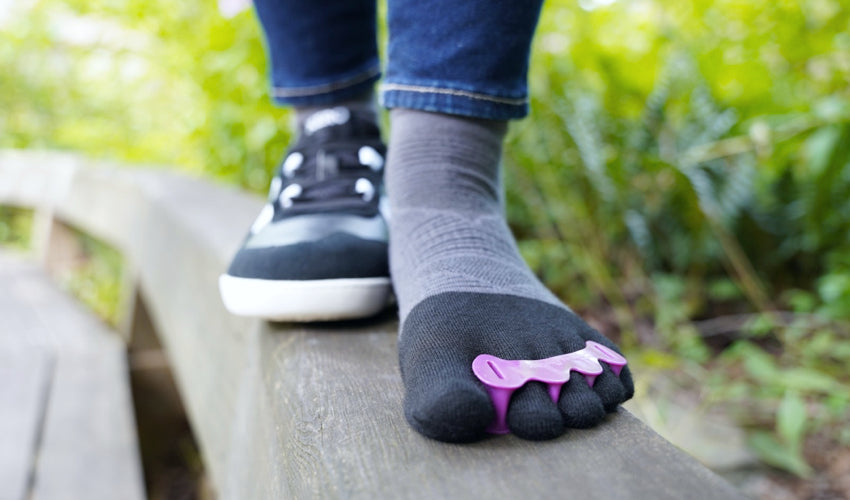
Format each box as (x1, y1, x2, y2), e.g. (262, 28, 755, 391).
(386, 109, 561, 320)
(387, 108, 634, 442)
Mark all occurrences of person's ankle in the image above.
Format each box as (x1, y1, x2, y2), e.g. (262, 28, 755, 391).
(294, 90, 378, 135)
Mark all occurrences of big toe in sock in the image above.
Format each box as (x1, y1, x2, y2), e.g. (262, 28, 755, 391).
(398, 292, 634, 443)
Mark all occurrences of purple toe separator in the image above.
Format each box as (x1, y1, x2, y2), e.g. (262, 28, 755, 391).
(471, 341, 628, 435)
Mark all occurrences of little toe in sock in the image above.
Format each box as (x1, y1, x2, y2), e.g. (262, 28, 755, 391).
(589, 366, 628, 412)
(389, 109, 634, 442)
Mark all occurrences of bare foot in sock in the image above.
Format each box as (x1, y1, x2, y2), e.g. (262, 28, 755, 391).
(387, 109, 634, 442)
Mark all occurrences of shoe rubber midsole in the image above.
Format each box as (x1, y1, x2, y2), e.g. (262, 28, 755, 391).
(218, 274, 391, 321)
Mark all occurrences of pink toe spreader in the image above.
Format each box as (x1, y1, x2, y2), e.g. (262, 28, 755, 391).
(472, 341, 627, 434)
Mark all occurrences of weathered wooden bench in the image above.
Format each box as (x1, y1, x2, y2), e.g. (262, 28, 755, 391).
(0, 150, 746, 499)
(0, 251, 145, 500)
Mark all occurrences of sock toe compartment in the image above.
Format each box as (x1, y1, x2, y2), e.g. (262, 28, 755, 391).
(404, 379, 494, 442)
(506, 382, 565, 440)
(558, 377, 607, 429)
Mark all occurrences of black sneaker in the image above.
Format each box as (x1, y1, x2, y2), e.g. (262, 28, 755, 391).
(219, 107, 391, 321)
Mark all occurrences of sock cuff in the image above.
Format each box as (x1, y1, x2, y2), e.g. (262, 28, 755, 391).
(389, 108, 507, 146)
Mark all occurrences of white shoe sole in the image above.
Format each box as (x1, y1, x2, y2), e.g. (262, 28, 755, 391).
(218, 274, 391, 322)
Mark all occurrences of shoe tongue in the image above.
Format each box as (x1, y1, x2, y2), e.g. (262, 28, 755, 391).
(315, 150, 340, 181)
(303, 106, 351, 136)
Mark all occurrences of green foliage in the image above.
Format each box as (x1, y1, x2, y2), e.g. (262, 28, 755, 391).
(0, 207, 124, 326)
(4, 0, 850, 477)
(0, 207, 33, 249)
(749, 428, 812, 478)
(506, 0, 850, 475)
(710, 326, 850, 477)
(0, 0, 290, 190)
(59, 231, 127, 328)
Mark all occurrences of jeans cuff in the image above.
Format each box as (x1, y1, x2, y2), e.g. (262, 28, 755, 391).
(379, 82, 528, 120)
(271, 63, 381, 106)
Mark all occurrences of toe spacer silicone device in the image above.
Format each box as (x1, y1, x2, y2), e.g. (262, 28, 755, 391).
(472, 341, 627, 435)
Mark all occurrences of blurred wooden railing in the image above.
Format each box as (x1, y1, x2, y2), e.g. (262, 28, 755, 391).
(0, 150, 746, 499)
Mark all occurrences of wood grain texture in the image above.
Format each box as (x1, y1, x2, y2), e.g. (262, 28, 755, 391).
(253, 320, 745, 500)
(0, 151, 747, 500)
(0, 252, 145, 500)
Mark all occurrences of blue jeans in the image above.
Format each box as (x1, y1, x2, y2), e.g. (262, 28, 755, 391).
(253, 0, 544, 120)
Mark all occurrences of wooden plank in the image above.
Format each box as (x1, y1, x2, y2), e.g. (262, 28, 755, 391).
(0, 349, 51, 500)
(0, 152, 747, 499)
(31, 341, 144, 500)
(0, 252, 146, 500)
(227, 322, 743, 500)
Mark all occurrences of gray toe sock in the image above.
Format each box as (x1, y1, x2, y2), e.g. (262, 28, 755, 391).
(387, 108, 634, 442)
(387, 109, 561, 319)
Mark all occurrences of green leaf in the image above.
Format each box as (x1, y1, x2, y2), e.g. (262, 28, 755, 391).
(744, 313, 776, 338)
(748, 431, 813, 477)
(804, 124, 840, 176)
(738, 343, 778, 381)
(777, 368, 838, 393)
(776, 391, 807, 448)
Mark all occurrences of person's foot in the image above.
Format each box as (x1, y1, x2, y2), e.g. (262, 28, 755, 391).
(220, 106, 391, 321)
(386, 109, 634, 442)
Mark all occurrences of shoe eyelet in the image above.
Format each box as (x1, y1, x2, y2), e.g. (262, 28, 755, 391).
(279, 183, 303, 208)
(354, 178, 375, 202)
(358, 146, 384, 171)
(282, 152, 304, 178)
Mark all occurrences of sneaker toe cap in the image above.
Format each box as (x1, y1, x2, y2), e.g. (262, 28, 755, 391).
(226, 232, 388, 281)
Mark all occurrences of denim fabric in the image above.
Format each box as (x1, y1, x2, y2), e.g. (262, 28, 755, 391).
(382, 0, 544, 120)
(254, 0, 543, 119)
(253, 0, 380, 106)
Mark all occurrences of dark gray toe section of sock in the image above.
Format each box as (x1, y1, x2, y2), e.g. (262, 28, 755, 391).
(398, 292, 634, 443)
(592, 366, 628, 412)
(506, 382, 565, 440)
(558, 378, 607, 428)
(405, 378, 494, 443)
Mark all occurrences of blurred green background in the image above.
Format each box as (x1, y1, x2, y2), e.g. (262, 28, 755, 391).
(2, 0, 849, 494)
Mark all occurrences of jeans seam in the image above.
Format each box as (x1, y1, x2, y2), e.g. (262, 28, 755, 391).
(272, 65, 381, 98)
(380, 83, 527, 106)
